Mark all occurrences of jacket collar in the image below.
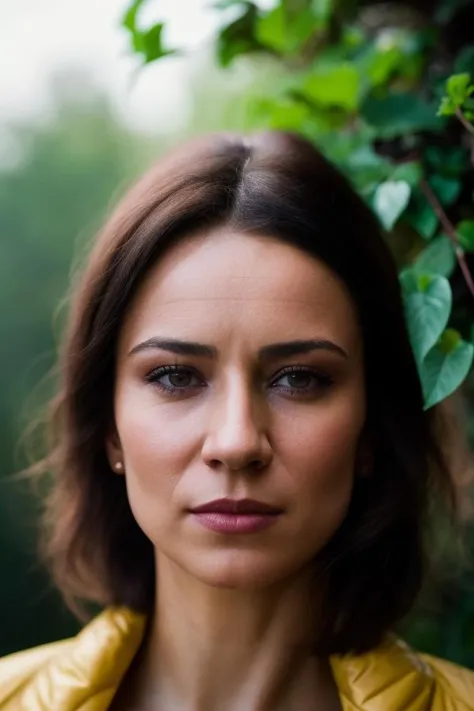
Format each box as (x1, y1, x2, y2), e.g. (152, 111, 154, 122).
(25, 607, 435, 710)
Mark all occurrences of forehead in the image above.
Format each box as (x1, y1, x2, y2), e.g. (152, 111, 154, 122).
(120, 230, 361, 351)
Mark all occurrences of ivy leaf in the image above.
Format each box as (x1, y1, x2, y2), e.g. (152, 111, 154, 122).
(362, 93, 444, 138)
(217, 2, 264, 67)
(421, 330, 474, 409)
(122, 0, 145, 32)
(446, 73, 473, 105)
(424, 146, 468, 177)
(302, 64, 361, 111)
(390, 161, 422, 187)
(429, 174, 462, 206)
(437, 96, 457, 117)
(256, 5, 318, 54)
(373, 180, 411, 230)
(412, 236, 456, 278)
(122, 2, 176, 64)
(139, 23, 176, 63)
(400, 271, 452, 364)
(457, 220, 474, 251)
(404, 189, 438, 240)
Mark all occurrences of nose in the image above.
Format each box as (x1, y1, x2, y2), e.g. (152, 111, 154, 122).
(201, 377, 273, 474)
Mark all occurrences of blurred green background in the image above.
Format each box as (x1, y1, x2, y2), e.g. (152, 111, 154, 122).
(1, 0, 474, 666)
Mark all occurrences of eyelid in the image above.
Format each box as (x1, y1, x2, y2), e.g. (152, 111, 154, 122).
(145, 363, 334, 398)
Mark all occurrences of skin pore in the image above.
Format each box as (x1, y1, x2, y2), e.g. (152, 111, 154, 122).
(106, 228, 366, 711)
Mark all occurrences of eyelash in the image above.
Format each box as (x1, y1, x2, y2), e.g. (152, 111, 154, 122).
(145, 364, 334, 398)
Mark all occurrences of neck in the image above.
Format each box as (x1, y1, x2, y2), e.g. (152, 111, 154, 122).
(122, 554, 341, 711)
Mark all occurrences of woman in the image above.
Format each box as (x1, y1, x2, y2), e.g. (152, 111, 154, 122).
(0, 131, 472, 710)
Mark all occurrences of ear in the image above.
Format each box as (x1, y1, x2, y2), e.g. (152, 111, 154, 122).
(105, 425, 125, 475)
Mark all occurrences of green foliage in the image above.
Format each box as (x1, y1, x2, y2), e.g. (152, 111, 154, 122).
(412, 236, 456, 278)
(373, 180, 411, 230)
(438, 73, 474, 117)
(122, 0, 176, 64)
(216, 2, 265, 67)
(421, 330, 474, 409)
(399, 271, 473, 407)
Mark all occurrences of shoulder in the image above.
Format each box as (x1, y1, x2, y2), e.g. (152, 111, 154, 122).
(332, 635, 474, 710)
(0, 638, 73, 704)
(0, 607, 146, 710)
(421, 651, 474, 708)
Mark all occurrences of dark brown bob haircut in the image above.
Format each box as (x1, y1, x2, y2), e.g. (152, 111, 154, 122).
(37, 130, 453, 656)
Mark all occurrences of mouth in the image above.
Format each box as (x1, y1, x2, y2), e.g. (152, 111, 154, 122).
(189, 498, 283, 515)
(188, 498, 283, 534)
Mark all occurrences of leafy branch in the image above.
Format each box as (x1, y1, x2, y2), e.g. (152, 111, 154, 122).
(419, 177, 474, 300)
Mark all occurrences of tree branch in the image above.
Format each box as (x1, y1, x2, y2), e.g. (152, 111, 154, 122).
(419, 177, 474, 301)
(455, 106, 474, 136)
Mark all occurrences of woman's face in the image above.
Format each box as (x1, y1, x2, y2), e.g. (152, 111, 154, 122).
(108, 229, 366, 589)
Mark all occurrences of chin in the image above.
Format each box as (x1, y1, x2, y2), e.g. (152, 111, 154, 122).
(184, 550, 303, 590)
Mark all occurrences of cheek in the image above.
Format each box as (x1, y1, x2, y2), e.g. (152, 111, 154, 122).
(115, 386, 197, 485)
(113, 387, 199, 538)
(277, 393, 364, 542)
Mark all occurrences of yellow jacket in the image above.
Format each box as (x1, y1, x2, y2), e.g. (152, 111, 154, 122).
(0, 607, 473, 710)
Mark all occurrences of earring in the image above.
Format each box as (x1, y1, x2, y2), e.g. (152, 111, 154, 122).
(115, 461, 123, 472)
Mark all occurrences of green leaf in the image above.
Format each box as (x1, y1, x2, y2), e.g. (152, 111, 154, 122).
(256, 5, 317, 54)
(400, 271, 452, 364)
(404, 190, 438, 240)
(362, 93, 444, 138)
(140, 23, 175, 63)
(446, 73, 473, 105)
(373, 180, 411, 230)
(122, 0, 145, 32)
(264, 99, 311, 130)
(302, 64, 361, 111)
(412, 236, 456, 278)
(424, 146, 468, 177)
(390, 162, 422, 187)
(217, 2, 264, 67)
(429, 174, 462, 206)
(421, 330, 474, 409)
(437, 96, 456, 116)
(457, 220, 474, 251)
(355, 43, 405, 90)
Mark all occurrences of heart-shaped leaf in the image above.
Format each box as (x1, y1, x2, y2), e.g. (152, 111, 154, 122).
(412, 236, 456, 278)
(421, 330, 474, 409)
(373, 180, 411, 230)
(400, 271, 452, 364)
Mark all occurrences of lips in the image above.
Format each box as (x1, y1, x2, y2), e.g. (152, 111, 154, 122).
(190, 497, 283, 515)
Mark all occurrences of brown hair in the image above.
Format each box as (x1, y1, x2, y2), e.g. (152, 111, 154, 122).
(36, 131, 454, 655)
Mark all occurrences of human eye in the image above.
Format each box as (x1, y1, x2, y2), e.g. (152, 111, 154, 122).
(145, 365, 205, 396)
(270, 365, 334, 397)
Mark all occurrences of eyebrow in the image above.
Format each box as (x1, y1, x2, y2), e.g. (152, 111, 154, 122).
(128, 337, 348, 361)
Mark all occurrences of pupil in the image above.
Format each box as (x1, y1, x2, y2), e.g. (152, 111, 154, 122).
(288, 373, 311, 388)
(169, 372, 191, 387)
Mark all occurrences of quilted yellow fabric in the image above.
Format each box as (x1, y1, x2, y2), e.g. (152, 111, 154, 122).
(0, 607, 473, 709)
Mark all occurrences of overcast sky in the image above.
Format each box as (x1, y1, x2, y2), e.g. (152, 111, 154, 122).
(0, 0, 223, 133)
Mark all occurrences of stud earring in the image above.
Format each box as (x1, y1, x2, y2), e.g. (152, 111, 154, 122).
(115, 461, 123, 472)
